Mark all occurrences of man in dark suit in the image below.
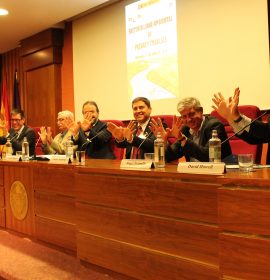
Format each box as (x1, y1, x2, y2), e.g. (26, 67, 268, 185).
(108, 97, 161, 159)
(212, 87, 270, 143)
(157, 97, 232, 162)
(70, 101, 115, 159)
(0, 108, 36, 156)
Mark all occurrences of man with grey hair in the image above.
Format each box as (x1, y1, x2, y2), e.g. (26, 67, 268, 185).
(39, 110, 76, 154)
(158, 96, 232, 162)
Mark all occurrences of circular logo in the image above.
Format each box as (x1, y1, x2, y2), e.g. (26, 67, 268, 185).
(10, 181, 28, 220)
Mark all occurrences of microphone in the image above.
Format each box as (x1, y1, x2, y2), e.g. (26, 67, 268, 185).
(135, 131, 153, 159)
(221, 110, 269, 144)
(7, 133, 18, 142)
(81, 124, 107, 150)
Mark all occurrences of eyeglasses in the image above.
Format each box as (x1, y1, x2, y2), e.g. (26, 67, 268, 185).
(180, 111, 196, 120)
(11, 119, 22, 122)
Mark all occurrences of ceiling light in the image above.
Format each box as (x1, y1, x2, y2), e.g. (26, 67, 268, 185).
(0, 8, 8, 16)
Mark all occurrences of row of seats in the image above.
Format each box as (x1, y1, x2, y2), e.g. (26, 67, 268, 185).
(32, 107, 264, 162)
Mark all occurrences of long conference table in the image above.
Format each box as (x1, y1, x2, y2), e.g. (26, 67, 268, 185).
(0, 159, 270, 279)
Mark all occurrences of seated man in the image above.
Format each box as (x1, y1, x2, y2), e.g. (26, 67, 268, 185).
(108, 97, 166, 159)
(39, 110, 77, 154)
(0, 108, 36, 156)
(70, 101, 115, 159)
(151, 97, 232, 162)
(212, 87, 269, 144)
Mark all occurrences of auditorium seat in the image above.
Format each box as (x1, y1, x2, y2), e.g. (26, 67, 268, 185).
(152, 115, 174, 128)
(102, 119, 125, 160)
(210, 105, 263, 164)
(152, 115, 177, 144)
(31, 127, 43, 156)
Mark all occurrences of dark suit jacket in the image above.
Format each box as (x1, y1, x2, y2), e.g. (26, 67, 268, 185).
(74, 119, 115, 159)
(237, 120, 270, 144)
(0, 125, 36, 156)
(166, 116, 232, 162)
(116, 118, 167, 159)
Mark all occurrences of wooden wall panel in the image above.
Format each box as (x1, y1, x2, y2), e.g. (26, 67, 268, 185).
(220, 233, 270, 280)
(76, 173, 218, 223)
(36, 216, 76, 251)
(33, 165, 75, 196)
(4, 165, 35, 236)
(35, 191, 76, 224)
(20, 29, 63, 57)
(77, 232, 219, 280)
(23, 47, 62, 71)
(77, 202, 219, 265)
(219, 187, 270, 235)
(25, 65, 62, 132)
(0, 166, 3, 186)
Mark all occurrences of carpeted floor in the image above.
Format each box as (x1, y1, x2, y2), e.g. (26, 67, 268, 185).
(0, 230, 135, 280)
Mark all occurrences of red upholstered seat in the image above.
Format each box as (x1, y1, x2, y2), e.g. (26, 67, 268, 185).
(152, 115, 177, 144)
(102, 119, 125, 160)
(152, 115, 174, 128)
(210, 105, 262, 164)
(31, 126, 43, 155)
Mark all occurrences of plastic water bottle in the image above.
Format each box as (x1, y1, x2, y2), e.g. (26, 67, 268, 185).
(65, 136, 74, 161)
(5, 139, 13, 156)
(22, 137, 29, 161)
(154, 132, 165, 168)
(209, 130, 221, 162)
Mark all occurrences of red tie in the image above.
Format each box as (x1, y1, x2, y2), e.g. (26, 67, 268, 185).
(131, 126, 142, 159)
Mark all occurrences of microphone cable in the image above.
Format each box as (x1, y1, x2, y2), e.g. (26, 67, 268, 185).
(221, 110, 269, 145)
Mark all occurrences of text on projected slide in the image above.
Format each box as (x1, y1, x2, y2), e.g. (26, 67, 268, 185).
(125, 0, 179, 101)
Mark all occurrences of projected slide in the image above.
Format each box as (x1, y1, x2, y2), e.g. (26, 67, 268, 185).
(125, 0, 179, 101)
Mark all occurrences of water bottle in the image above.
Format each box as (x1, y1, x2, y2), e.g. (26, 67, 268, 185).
(154, 132, 165, 168)
(65, 136, 74, 161)
(5, 139, 13, 156)
(22, 137, 29, 161)
(209, 130, 221, 162)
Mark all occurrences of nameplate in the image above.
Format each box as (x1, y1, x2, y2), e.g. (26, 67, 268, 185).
(3, 155, 20, 161)
(177, 162, 225, 174)
(120, 159, 152, 169)
(49, 155, 71, 164)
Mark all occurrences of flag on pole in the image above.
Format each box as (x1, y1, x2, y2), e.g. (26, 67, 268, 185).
(0, 76, 10, 131)
(13, 70, 21, 109)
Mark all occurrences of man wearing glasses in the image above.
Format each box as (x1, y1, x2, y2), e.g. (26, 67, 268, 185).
(39, 110, 76, 155)
(0, 108, 36, 156)
(152, 97, 232, 162)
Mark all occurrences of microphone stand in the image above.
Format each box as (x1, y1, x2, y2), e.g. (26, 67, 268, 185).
(135, 131, 152, 159)
(221, 110, 269, 144)
(80, 124, 107, 150)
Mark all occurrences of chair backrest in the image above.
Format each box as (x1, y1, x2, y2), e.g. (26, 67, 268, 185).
(152, 115, 177, 144)
(210, 105, 263, 163)
(102, 119, 125, 160)
(31, 127, 43, 155)
(152, 115, 174, 128)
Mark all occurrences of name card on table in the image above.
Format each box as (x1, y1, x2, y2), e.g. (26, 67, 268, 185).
(177, 162, 225, 174)
(120, 159, 153, 169)
(2, 155, 20, 161)
(49, 155, 70, 164)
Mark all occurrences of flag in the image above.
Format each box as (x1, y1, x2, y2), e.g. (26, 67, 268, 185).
(0, 76, 10, 131)
(13, 70, 21, 109)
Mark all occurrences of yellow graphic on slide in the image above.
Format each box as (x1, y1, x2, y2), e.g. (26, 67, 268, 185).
(125, 0, 179, 101)
(128, 55, 178, 100)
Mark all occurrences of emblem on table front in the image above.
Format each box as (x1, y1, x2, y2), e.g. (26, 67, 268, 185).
(9, 181, 28, 220)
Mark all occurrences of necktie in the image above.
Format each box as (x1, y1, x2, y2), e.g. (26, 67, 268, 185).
(131, 126, 142, 159)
